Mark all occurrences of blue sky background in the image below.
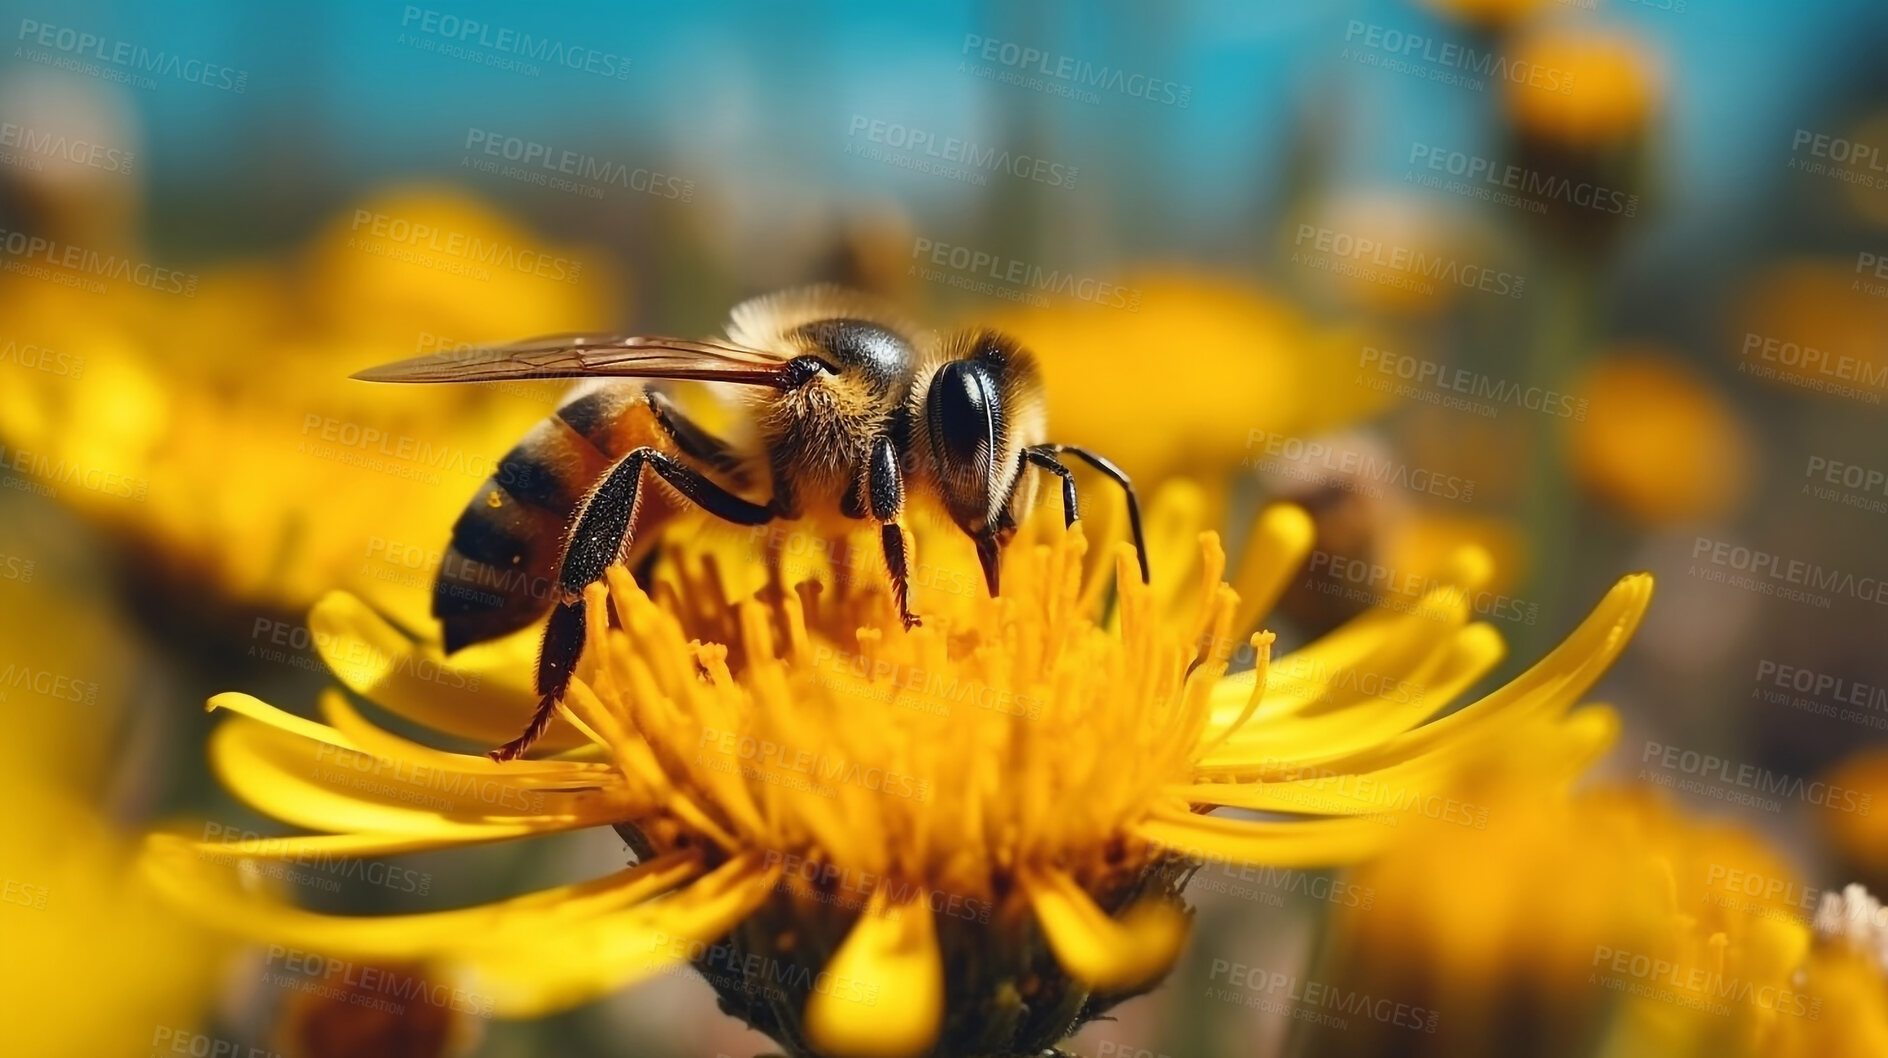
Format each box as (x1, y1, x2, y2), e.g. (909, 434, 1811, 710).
(6, 0, 1883, 265)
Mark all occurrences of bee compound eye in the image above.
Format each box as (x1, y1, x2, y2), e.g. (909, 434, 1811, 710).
(927, 360, 996, 471)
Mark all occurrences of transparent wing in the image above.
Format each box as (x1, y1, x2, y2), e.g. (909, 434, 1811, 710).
(352, 334, 801, 387)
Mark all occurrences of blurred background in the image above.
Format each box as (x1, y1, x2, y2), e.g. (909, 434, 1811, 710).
(5, 1, 1888, 1056)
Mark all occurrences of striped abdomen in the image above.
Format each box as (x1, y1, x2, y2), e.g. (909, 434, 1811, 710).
(434, 381, 695, 652)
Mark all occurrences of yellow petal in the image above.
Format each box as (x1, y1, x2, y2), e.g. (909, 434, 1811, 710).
(1202, 620, 1504, 769)
(209, 706, 626, 836)
(1211, 546, 1497, 722)
(1323, 572, 1651, 776)
(1228, 502, 1315, 636)
(1141, 479, 1209, 619)
(209, 691, 358, 749)
(309, 590, 584, 750)
(1135, 802, 1389, 866)
(467, 852, 777, 1017)
(140, 834, 700, 957)
(1203, 574, 1650, 778)
(172, 827, 535, 862)
(804, 885, 944, 1058)
(319, 689, 613, 789)
(1021, 865, 1189, 991)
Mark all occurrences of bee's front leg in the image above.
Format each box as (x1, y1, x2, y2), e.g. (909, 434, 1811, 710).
(1025, 443, 1150, 585)
(866, 436, 921, 630)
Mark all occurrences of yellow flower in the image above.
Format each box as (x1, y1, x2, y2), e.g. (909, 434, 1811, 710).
(1305, 737, 1888, 1058)
(1819, 749, 1888, 890)
(1420, 0, 1552, 30)
(3, 780, 228, 1058)
(1504, 29, 1662, 150)
(141, 491, 1652, 1058)
(1568, 348, 1754, 525)
(984, 270, 1391, 482)
(0, 568, 226, 1057)
(1837, 111, 1888, 227)
(1736, 259, 1888, 402)
(0, 187, 616, 617)
(1497, 27, 1663, 245)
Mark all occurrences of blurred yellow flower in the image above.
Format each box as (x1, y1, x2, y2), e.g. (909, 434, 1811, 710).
(0, 570, 226, 1058)
(1569, 349, 1753, 526)
(3, 779, 228, 1058)
(0, 186, 618, 618)
(1819, 748, 1888, 890)
(1835, 112, 1888, 227)
(1505, 29, 1662, 150)
(1737, 259, 1888, 404)
(1382, 511, 1529, 599)
(1307, 738, 1888, 1058)
(1421, 0, 1551, 31)
(984, 270, 1391, 483)
(141, 489, 1652, 1058)
(1290, 194, 1505, 317)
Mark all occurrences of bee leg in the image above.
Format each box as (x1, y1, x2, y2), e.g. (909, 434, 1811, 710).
(491, 599, 585, 763)
(644, 388, 745, 476)
(1022, 448, 1080, 525)
(491, 446, 773, 762)
(866, 436, 921, 630)
(1024, 443, 1150, 584)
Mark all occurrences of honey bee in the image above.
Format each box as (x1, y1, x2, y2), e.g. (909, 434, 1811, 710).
(355, 287, 1147, 760)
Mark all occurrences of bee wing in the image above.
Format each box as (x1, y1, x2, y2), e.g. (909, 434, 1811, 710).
(351, 334, 802, 387)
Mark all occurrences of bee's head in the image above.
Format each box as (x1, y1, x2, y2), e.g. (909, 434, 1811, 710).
(914, 329, 1046, 594)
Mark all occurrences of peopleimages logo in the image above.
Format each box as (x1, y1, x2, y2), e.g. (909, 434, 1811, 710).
(1206, 959, 1441, 1032)
(1358, 345, 1588, 421)
(346, 210, 583, 283)
(397, 7, 631, 79)
(1801, 454, 1888, 516)
(761, 851, 993, 923)
(266, 945, 495, 1017)
(15, 18, 249, 92)
(0, 227, 197, 295)
(463, 128, 694, 201)
(1690, 536, 1888, 609)
(0, 659, 99, 704)
(0, 122, 134, 174)
(1791, 128, 1888, 176)
(1641, 741, 1871, 816)
(0, 443, 148, 502)
(1590, 945, 1821, 1020)
(846, 115, 1078, 189)
(0, 339, 84, 380)
(910, 237, 1141, 310)
(1341, 20, 1575, 94)
(1243, 428, 1477, 502)
(697, 725, 933, 802)
(1740, 332, 1888, 395)
(1407, 142, 1639, 216)
(1756, 659, 1887, 712)
(959, 34, 1192, 107)
(1303, 548, 1540, 626)
(1292, 224, 1526, 298)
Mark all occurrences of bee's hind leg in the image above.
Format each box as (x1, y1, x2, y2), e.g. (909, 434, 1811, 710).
(491, 599, 586, 762)
(490, 445, 773, 762)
